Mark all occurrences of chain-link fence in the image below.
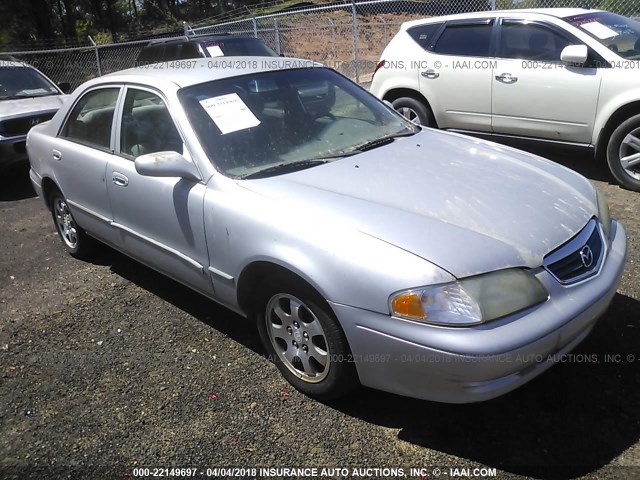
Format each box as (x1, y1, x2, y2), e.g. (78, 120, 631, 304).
(3, 0, 640, 89)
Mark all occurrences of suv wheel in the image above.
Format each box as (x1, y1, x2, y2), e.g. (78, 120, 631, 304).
(392, 97, 435, 127)
(607, 113, 640, 191)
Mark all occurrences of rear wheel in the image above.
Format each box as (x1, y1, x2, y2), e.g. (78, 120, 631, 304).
(49, 189, 95, 258)
(391, 96, 435, 127)
(255, 277, 358, 400)
(606, 114, 640, 191)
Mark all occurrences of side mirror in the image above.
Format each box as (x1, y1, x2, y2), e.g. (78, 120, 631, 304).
(135, 151, 201, 181)
(561, 45, 588, 65)
(58, 82, 71, 94)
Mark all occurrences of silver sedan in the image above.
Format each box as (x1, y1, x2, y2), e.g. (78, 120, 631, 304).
(27, 58, 627, 403)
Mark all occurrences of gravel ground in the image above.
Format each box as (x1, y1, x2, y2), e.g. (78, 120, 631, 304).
(1, 144, 639, 480)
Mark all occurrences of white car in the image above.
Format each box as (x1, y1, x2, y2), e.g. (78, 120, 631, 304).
(370, 8, 640, 191)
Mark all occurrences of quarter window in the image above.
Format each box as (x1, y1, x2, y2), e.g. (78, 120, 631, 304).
(407, 23, 443, 50)
(62, 88, 119, 150)
(120, 89, 183, 157)
(433, 22, 493, 57)
(498, 21, 571, 61)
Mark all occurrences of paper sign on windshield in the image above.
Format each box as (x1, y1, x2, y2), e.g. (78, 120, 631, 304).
(206, 45, 224, 57)
(199, 93, 261, 135)
(581, 21, 619, 39)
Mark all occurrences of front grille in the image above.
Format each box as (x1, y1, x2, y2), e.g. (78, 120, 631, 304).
(544, 219, 604, 284)
(0, 111, 55, 136)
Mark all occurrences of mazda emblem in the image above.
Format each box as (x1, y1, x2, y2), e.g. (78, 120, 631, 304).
(579, 245, 594, 268)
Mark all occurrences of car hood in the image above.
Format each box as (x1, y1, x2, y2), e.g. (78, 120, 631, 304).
(0, 94, 66, 118)
(238, 130, 597, 278)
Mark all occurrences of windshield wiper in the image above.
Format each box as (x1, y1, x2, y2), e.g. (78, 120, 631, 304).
(0, 93, 58, 100)
(241, 159, 331, 179)
(348, 130, 418, 153)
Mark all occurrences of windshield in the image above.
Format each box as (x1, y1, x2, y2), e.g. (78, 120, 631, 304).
(564, 11, 640, 59)
(0, 66, 60, 100)
(202, 38, 278, 57)
(178, 67, 418, 178)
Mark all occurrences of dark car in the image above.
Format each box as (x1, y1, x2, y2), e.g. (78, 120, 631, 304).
(136, 35, 279, 65)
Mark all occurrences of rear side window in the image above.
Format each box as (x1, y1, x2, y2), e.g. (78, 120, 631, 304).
(137, 45, 164, 64)
(433, 21, 494, 57)
(61, 88, 119, 150)
(407, 23, 443, 50)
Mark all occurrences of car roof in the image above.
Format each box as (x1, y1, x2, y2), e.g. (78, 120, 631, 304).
(401, 8, 602, 29)
(98, 56, 321, 89)
(145, 34, 244, 46)
(0, 61, 36, 69)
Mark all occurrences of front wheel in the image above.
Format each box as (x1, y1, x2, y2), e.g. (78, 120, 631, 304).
(50, 189, 96, 259)
(391, 96, 435, 127)
(606, 114, 640, 191)
(255, 278, 358, 400)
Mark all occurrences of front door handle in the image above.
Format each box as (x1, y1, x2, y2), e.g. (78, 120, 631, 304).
(495, 73, 518, 84)
(112, 172, 129, 187)
(421, 69, 440, 79)
(52, 149, 62, 161)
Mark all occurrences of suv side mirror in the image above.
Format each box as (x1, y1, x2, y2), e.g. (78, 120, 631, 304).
(58, 82, 71, 94)
(561, 45, 588, 65)
(135, 151, 201, 181)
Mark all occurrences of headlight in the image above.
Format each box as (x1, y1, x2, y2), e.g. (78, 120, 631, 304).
(390, 269, 548, 326)
(596, 188, 611, 240)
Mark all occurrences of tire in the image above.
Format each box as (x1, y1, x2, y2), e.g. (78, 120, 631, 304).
(606, 113, 640, 192)
(255, 276, 358, 400)
(391, 96, 435, 127)
(49, 189, 96, 259)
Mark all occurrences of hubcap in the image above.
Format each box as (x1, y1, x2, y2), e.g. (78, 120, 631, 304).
(54, 197, 78, 249)
(398, 106, 421, 125)
(619, 128, 640, 180)
(265, 293, 329, 383)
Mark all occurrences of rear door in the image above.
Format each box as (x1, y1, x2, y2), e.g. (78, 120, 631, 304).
(51, 86, 120, 243)
(419, 19, 495, 131)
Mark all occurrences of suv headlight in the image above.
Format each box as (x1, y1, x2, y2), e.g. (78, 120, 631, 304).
(596, 188, 611, 240)
(390, 269, 548, 326)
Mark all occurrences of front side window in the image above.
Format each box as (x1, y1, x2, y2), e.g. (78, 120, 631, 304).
(0, 66, 60, 100)
(120, 89, 183, 157)
(565, 11, 640, 59)
(178, 68, 418, 178)
(498, 21, 571, 61)
(62, 88, 119, 150)
(433, 21, 494, 57)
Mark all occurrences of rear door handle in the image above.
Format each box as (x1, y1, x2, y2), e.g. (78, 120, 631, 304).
(421, 69, 439, 79)
(495, 73, 518, 84)
(52, 149, 62, 161)
(112, 172, 129, 187)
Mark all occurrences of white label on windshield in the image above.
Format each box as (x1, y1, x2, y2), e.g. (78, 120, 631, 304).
(206, 45, 224, 57)
(581, 21, 619, 39)
(199, 93, 261, 135)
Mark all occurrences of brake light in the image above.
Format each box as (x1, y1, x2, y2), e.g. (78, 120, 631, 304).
(372, 60, 386, 80)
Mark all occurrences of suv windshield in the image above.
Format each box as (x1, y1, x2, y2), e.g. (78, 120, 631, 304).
(0, 66, 60, 100)
(202, 38, 277, 57)
(565, 11, 640, 59)
(179, 68, 418, 178)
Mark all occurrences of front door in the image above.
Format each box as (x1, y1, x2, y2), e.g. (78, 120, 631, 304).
(106, 86, 212, 296)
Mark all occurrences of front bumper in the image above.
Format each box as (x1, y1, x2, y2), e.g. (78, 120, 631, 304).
(0, 135, 28, 170)
(331, 220, 627, 403)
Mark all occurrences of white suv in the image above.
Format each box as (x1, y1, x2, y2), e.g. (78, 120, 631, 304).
(370, 9, 640, 191)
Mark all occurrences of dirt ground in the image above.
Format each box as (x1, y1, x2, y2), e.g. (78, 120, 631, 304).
(1, 142, 639, 480)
